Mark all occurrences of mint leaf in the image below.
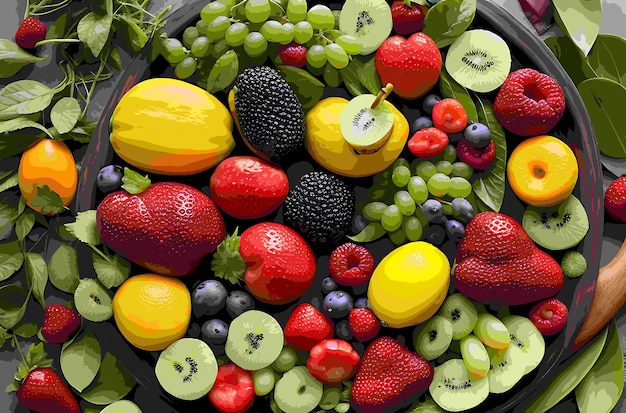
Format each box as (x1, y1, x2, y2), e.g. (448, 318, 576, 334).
(92, 253, 130, 289)
(422, 0, 476, 48)
(25, 252, 48, 309)
(48, 243, 80, 293)
(77, 12, 113, 58)
(0, 40, 48, 79)
(80, 352, 136, 405)
(0, 80, 54, 119)
(64, 210, 101, 245)
(30, 185, 68, 215)
(50, 97, 81, 134)
(61, 332, 101, 392)
(121, 167, 151, 194)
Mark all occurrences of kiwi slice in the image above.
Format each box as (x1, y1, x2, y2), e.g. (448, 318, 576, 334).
(225, 310, 284, 371)
(339, 93, 395, 154)
(437, 293, 478, 340)
(338, 0, 392, 56)
(100, 400, 142, 413)
(445, 29, 512, 93)
(155, 338, 218, 401)
(502, 315, 546, 375)
(522, 195, 589, 251)
(407, 395, 445, 412)
(460, 334, 490, 380)
(413, 315, 453, 361)
(487, 345, 526, 394)
(429, 359, 489, 412)
(561, 250, 587, 278)
(274, 366, 323, 413)
(74, 278, 113, 322)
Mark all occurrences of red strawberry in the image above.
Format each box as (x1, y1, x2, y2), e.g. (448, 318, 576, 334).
(97, 181, 226, 276)
(529, 298, 569, 336)
(15, 17, 47, 49)
(213, 222, 317, 304)
(604, 176, 626, 222)
(210, 156, 289, 220)
(277, 42, 307, 68)
(41, 304, 81, 344)
(407, 127, 449, 158)
(375, 33, 442, 100)
(391, 0, 428, 36)
(329, 243, 375, 287)
(208, 363, 254, 413)
(493, 68, 565, 136)
(284, 303, 334, 351)
(351, 336, 433, 413)
(306, 339, 361, 385)
(456, 138, 496, 170)
(348, 309, 381, 342)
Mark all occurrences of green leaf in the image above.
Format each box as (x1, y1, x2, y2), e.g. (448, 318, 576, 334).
(77, 12, 113, 57)
(48, 243, 80, 293)
(0, 241, 23, 281)
(109, 47, 123, 72)
(523, 326, 609, 413)
(0, 326, 9, 349)
(15, 210, 35, 242)
(0, 172, 18, 192)
(545, 36, 597, 86)
(0, 199, 18, 239)
(80, 352, 136, 405)
(61, 332, 102, 392)
(0, 134, 41, 161)
(30, 184, 67, 215)
(577, 78, 626, 158)
(341, 58, 366, 97)
(0, 117, 53, 138)
(0, 80, 54, 119)
(276, 64, 326, 112)
(439, 68, 479, 123)
(586, 34, 626, 86)
(13, 322, 38, 338)
(207, 50, 239, 94)
(358, 57, 382, 96)
(552, 0, 602, 56)
(422, 0, 476, 48)
(575, 320, 624, 412)
(471, 97, 506, 212)
(46, 11, 71, 40)
(50, 97, 81, 134)
(0, 39, 48, 79)
(0, 284, 29, 329)
(25, 252, 48, 308)
(64, 210, 101, 245)
(347, 222, 387, 243)
(92, 253, 130, 289)
(211, 228, 246, 284)
(124, 19, 149, 52)
(121, 167, 151, 194)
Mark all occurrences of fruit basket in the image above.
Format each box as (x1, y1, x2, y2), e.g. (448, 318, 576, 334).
(70, 0, 607, 412)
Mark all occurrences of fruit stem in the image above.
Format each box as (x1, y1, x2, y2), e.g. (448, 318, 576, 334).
(35, 38, 81, 47)
(12, 335, 26, 365)
(371, 83, 394, 109)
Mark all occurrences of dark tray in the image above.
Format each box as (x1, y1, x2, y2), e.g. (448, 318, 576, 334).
(73, 0, 603, 412)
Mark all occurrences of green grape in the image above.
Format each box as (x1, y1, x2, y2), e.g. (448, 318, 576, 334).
(206, 15, 231, 41)
(279, 23, 295, 45)
(407, 176, 429, 204)
(323, 63, 342, 88)
(394, 190, 416, 216)
(381, 204, 403, 232)
(442, 202, 453, 216)
(245, 0, 271, 23)
(451, 161, 474, 179)
(287, 0, 307, 23)
(414, 206, 430, 229)
(260, 20, 283, 43)
(183, 27, 200, 49)
(200, 2, 228, 23)
(211, 39, 229, 58)
(293, 21, 313, 44)
(392, 165, 411, 187)
(363, 202, 387, 221)
(442, 144, 457, 163)
(414, 161, 438, 181)
(225, 22, 249, 46)
(306, 44, 327, 68)
(392, 157, 410, 170)
(272, 347, 297, 372)
(217, 0, 236, 9)
(244, 31, 268, 57)
(253, 367, 276, 396)
(161, 38, 187, 64)
(306, 4, 335, 31)
(190, 36, 211, 57)
(196, 20, 209, 36)
(403, 216, 423, 241)
(174, 56, 197, 79)
(325, 43, 349, 69)
(319, 387, 341, 411)
(335, 35, 361, 55)
(435, 160, 453, 175)
(448, 177, 472, 198)
(427, 173, 451, 197)
(389, 228, 407, 246)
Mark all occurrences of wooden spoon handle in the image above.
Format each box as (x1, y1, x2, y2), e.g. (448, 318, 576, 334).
(573, 238, 626, 350)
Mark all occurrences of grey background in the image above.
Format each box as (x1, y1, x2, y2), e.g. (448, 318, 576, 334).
(0, 0, 625, 411)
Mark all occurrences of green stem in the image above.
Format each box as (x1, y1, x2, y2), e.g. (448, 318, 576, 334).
(24, 0, 30, 19)
(34, 38, 80, 47)
(89, 244, 112, 263)
(12, 335, 26, 364)
(26, 229, 48, 254)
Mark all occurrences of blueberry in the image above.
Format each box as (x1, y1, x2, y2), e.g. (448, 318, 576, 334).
(192, 280, 227, 318)
(425, 225, 446, 246)
(186, 322, 201, 338)
(464, 122, 492, 148)
(451, 198, 474, 224)
(423, 94, 441, 114)
(96, 165, 124, 193)
(411, 116, 434, 134)
(321, 277, 338, 295)
(354, 298, 370, 309)
(335, 320, 354, 341)
(226, 290, 255, 318)
(323, 290, 354, 319)
(422, 199, 447, 224)
(445, 219, 465, 243)
(201, 319, 229, 345)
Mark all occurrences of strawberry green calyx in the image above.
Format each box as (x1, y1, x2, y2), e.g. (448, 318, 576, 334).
(211, 227, 246, 285)
(6, 342, 53, 392)
(121, 167, 151, 194)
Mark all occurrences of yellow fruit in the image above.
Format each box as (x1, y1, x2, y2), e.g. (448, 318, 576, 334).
(18, 139, 77, 216)
(507, 135, 578, 207)
(110, 78, 234, 175)
(113, 273, 191, 351)
(368, 241, 450, 328)
(304, 97, 410, 178)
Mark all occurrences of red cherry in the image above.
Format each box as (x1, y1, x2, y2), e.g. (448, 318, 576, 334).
(528, 298, 568, 336)
(432, 98, 468, 133)
(306, 339, 361, 385)
(457, 138, 496, 170)
(407, 127, 449, 158)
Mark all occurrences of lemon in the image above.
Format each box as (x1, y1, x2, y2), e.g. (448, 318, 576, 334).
(113, 274, 191, 351)
(368, 242, 450, 328)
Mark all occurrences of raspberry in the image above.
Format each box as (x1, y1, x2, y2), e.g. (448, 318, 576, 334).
(348, 309, 381, 342)
(277, 42, 307, 68)
(456, 138, 496, 170)
(528, 298, 568, 336)
(493, 68, 565, 136)
(604, 176, 626, 222)
(407, 127, 449, 158)
(329, 243, 375, 287)
(432, 98, 468, 133)
(15, 17, 47, 49)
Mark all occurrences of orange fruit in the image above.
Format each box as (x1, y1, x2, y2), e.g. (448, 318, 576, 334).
(507, 135, 578, 207)
(112, 273, 191, 351)
(18, 138, 78, 215)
